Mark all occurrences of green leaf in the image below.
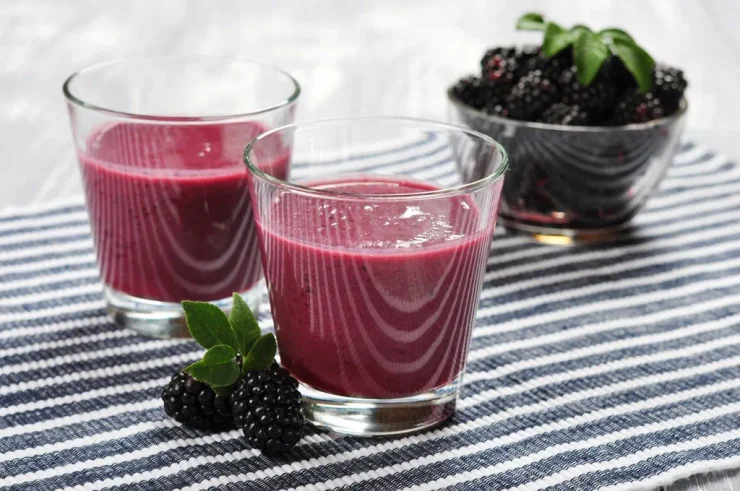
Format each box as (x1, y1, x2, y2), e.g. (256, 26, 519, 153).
(612, 38, 655, 92)
(228, 293, 261, 357)
(569, 24, 592, 44)
(182, 300, 237, 351)
(598, 28, 634, 44)
(542, 22, 573, 57)
(185, 358, 241, 388)
(573, 30, 610, 86)
(241, 333, 277, 374)
(516, 12, 545, 31)
(202, 344, 237, 366)
(212, 386, 232, 397)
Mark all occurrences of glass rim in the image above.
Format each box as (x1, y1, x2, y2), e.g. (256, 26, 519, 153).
(244, 116, 509, 201)
(447, 88, 688, 132)
(62, 55, 301, 122)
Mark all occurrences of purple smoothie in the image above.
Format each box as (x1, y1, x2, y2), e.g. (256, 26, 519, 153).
(256, 177, 495, 398)
(79, 122, 289, 302)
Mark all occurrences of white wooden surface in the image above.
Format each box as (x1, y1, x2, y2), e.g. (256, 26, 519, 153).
(1, 1, 739, 489)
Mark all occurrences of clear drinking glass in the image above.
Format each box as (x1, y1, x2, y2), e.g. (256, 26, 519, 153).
(245, 117, 507, 436)
(63, 57, 299, 337)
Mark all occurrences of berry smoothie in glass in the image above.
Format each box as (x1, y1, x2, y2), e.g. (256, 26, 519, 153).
(64, 57, 299, 337)
(246, 118, 507, 436)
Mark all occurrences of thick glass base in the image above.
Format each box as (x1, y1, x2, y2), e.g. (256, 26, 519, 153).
(104, 284, 263, 338)
(500, 215, 633, 246)
(300, 374, 462, 437)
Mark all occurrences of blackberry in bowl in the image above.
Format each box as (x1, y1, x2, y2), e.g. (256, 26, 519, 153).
(448, 14, 688, 244)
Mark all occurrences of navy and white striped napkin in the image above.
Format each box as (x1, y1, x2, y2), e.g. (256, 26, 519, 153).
(1, 139, 740, 491)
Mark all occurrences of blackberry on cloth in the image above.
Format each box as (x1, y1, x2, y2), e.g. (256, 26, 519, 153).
(230, 362, 305, 455)
(162, 371, 233, 431)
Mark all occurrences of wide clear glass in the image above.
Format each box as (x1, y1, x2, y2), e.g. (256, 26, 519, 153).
(63, 57, 299, 337)
(245, 117, 507, 436)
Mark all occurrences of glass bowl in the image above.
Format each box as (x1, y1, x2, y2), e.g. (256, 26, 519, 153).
(448, 89, 687, 244)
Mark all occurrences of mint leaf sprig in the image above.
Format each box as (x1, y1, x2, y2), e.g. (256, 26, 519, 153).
(182, 293, 276, 395)
(516, 12, 655, 92)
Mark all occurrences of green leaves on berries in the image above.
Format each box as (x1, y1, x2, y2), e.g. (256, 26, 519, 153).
(598, 28, 634, 44)
(182, 301, 237, 350)
(242, 333, 278, 375)
(541, 22, 572, 57)
(573, 31, 610, 86)
(181, 293, 277, 393)
(611, 39, 655, 93)
(185, 345, 241, 392)
(569, 25, 592, 43)
(229, 292, 261, 358)
(515, 12, 655, 91)
(515, 12, 545, 31)
(202, 344, 238, 365)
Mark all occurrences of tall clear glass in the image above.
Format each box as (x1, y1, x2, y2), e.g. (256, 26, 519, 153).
(63, 57, 299, 337)
(245, 117, 507, 436)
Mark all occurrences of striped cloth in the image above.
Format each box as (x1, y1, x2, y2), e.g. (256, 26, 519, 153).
(1, 139, 740, 491)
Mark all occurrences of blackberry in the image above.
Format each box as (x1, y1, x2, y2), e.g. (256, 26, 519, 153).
(480, 46, 517, 76)
(609, 89, 665, 125)
(558, 66, 616, 117)
(480, 47, 520, 103)
(596, 56, 635, 94)
(522, 50, 573, 81)
(470, 46, 565, 114)
(517, 45, 542, 63)
(652, 65, 687, 115)
(481, 45, 541, 77)
(541, 103, 590, 126)
(230, 362, 305, 455)
(506, 69, 559, 121)
(162, 371, 233, 431)
(450, 76, 487, 110)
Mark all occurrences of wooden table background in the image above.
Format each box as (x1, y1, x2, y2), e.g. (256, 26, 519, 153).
(1, 1, 739, 489)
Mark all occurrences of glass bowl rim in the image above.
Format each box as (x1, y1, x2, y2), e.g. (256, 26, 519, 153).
(447, 87, 688, 132)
